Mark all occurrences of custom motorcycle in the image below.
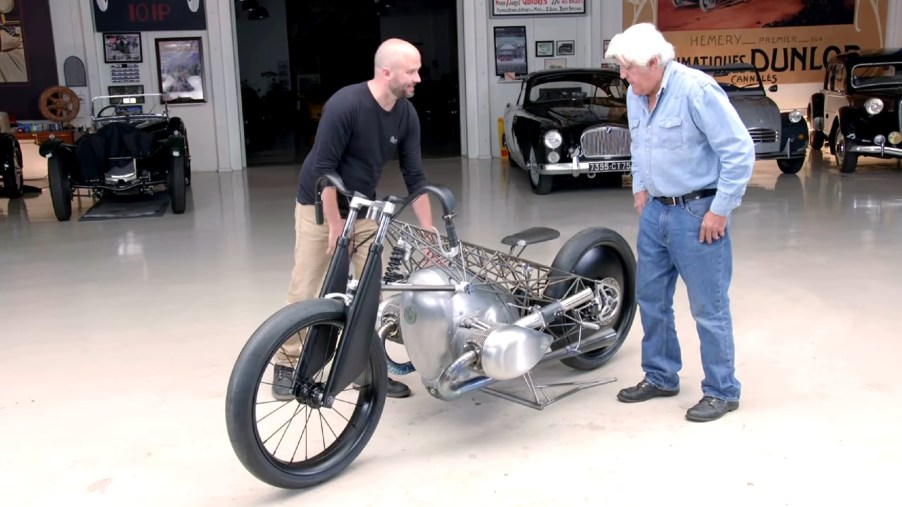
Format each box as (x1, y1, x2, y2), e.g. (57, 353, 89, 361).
(225, 174, 637, 489)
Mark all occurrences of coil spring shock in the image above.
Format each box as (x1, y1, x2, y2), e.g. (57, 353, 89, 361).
(383, 244, 406, 283)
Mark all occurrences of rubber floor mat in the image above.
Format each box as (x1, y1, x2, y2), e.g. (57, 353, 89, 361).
(79, 193, 169, 221)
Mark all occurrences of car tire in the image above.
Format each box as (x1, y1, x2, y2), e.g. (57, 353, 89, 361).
(48, 156, 72, 221)
(776, 158, 805, 174)
(527, 147, 553, 195)
(810, 130, 825, 150)
(834, 131, 858, 174)
(2, 139, 24, 198)
(169, 155, 187, 214)
(699, 0, 716, 11)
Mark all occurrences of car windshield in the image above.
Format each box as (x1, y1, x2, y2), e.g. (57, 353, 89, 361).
(91, 94, 169, 121)
(527, 75, 626, 105)
(700, 67, 764, 94)
(851, 62, 902, 89)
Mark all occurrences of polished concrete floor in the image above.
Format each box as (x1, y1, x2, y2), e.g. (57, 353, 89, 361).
(1, 150, 901, 506)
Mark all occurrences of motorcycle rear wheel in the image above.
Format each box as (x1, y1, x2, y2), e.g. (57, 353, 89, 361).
(225, 299, 387, 489)
(544, 227, 637, 370)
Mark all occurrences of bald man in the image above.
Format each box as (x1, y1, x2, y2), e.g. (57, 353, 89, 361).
(272, 38, 434, 400)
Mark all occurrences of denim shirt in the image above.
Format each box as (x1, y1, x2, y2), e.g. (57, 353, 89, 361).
(627, 61, 755, 217)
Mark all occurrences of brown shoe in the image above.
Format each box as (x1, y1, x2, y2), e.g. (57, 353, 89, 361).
(617, 379, 679, 403)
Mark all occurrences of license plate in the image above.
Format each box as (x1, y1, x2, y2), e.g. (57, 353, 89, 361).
(588, 161, 630, 173)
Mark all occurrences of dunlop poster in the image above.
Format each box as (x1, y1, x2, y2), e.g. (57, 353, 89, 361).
(623, 0, 888, 84)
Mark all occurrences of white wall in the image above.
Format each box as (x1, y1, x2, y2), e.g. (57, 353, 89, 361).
(47, 1, 902, 166)
(460, 0, 902, 159)
(47, 0, 243, 172)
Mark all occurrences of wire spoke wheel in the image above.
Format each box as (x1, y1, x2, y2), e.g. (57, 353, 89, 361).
(226, 300, 387, 489)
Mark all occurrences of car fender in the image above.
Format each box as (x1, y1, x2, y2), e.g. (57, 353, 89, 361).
(38, 137, 66, 158)
(165, 133, 187, 157)
(836, 106, 862, 136)
(808, 93, 825, 131)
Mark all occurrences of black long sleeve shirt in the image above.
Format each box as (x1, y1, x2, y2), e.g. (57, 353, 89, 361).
(296, 82, 429, 217)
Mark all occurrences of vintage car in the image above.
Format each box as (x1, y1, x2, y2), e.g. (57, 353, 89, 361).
(503, 68, 630, 194)
(0, 132, 24, 198)
(808, 49, 902, 173)
(696, 63, 809, 174)
(672, 0, 740, 12)
(40, 93, 191, 221)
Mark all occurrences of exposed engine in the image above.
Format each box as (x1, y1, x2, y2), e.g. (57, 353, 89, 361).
(379, 265, 596, 400)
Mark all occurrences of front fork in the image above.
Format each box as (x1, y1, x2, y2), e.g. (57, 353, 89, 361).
(296, 208, 391, 405)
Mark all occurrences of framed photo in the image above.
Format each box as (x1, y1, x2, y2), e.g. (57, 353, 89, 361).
(103, 33, 142, 63)
(0, 1, 28, 83)
(544, 58, 567, 70)
(491, 0, 586, 17)
(535, 41, 554, 58)
(108, 85, 145, 104)
(493, 26, 527, 78)
(155, 37, 205, 104)
(556, 40, 575, 56)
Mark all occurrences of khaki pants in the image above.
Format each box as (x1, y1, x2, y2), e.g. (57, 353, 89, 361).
(276, 203, 378, 366)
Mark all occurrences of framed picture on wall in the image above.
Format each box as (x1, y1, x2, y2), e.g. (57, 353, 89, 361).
(493, 26, 527, 78)
(556, 40, 575, 56)
(103, 33, 142, 63)
(155, 37, 205, 103)
(108, 85, 146, 104)
(544, 58, 566, 70)
(0, 1, 28, 83)
(535, 41, 554, 58)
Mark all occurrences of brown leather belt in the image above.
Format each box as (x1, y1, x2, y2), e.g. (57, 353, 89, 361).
(654, 188, 717, 206)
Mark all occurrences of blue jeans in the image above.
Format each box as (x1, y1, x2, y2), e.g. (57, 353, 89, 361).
(636, 196, 740, 401)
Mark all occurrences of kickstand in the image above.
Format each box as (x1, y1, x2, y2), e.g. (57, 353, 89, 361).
(481, 370, 616, 410)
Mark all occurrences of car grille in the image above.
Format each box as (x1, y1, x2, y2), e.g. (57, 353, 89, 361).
(748, 127, 777, 144)
(580, 126, 630, 158)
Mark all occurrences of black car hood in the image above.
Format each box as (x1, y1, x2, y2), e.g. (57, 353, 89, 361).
(529, 102, 628, 128)
(850, 87, 902, 100)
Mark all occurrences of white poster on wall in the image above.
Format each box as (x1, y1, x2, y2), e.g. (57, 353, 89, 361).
(491, 0, 586, 17)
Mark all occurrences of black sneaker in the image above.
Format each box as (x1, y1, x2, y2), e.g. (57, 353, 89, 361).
(272, 364, 296, 401)
(386, 378, 411, 398)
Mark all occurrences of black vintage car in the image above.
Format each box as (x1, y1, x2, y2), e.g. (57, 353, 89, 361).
(41, 93, 191, 221)
(695, 63, 809, 174)
(503, 68, 630, 194)
(0, 132, 24, 198)
(808, 49, 902, 173)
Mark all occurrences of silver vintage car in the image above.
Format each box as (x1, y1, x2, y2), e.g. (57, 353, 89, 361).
(696, 63, 809, 174)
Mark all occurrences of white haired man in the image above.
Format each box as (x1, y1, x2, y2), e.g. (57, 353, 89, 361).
(605, 23, 754, 422)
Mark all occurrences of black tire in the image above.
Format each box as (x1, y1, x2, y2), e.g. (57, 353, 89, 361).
(168, 155, 187, 214)
(225, 299, 387, 489)
(527, 146, 553, 195)
(835, 131, 858, 174)
(544, 228, 638, 370)
(47, 156, 72, 221)
(810, 130, 825, 150)
(2, 140, 24, 198)
(776, 158, 804, 174)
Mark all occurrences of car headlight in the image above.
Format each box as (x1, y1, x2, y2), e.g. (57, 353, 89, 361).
(888, 131, 902, 145)
(788, 110, 803, 123)
(864, 98, 884, 115)
(547, 151, 560, 163)
(543, 130, 562, 149)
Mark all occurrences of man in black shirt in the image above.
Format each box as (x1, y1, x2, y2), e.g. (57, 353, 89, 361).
(273, 38, 434, 400)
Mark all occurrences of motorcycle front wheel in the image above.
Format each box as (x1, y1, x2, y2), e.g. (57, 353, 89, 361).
(225, 299, 387, 489)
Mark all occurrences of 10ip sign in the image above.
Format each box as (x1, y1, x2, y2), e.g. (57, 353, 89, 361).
(93, 0, 207, 32)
